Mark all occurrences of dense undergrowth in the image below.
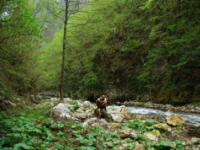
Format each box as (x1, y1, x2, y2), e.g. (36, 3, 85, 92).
(0, 101, 185, 150)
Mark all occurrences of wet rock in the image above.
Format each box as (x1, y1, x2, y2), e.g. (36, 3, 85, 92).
(154, 123, 171, 132)
(145, 130, 160, 141)
(166, 114, 185, 126)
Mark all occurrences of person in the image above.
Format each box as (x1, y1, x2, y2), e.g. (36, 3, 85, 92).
(95, 95, 112, 121)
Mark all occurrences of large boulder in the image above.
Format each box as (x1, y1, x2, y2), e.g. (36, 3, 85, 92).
(166, 114, 185, 126)
(53, 103, 71, 117)
(107, 105, 128, 122)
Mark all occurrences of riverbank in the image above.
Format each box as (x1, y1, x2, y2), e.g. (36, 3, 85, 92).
(51, 98, 200, 149)
(1, 98, 200, 149)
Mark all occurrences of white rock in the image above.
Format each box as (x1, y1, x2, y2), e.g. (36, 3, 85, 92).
(111, 114, 124, 122)
(83, 101, 92, 106)
(107, 105, 128, 114)
(53, 103, 71, 118)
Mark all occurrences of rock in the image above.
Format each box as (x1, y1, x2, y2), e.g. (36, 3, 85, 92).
(4, 100, 17, 108)
(107, 105, 128, 122)
(63, 98, 73, 103)
(124, 112, 133, 120)
(111, 123, 121, 129)
(190, 137, 200, 144)
(107, 105, 128, 114)
(83, 100, 92, 106)
(111, 113, 124, 122)
(53, 103, 71, 118)
(145, 130, 160, 141)
(73, 112, 93, 120)
(135, 144, 145, 150)
(166, 114, 185, 126)
(154, 123, 171, 132)
(82, 101, 95, 110)
(15, 97, 21, 102)
(83, 117, 109, 128)
(118, 129, 137, 139)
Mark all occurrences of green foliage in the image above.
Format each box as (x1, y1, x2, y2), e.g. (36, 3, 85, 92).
(1, 0, 199, 104)
(0, 113, 72, 149)
(147, 139, 184, 150)
(0, 0, 41, 98)
(58, 0, 199, 102)
(125, 119, 155, 133)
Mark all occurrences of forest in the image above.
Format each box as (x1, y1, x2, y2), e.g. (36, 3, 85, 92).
(1, 0, 200, 104)
(0, 0, 200, 149)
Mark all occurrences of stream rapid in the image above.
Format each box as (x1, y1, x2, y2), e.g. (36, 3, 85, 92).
(127, 106, 200, 127)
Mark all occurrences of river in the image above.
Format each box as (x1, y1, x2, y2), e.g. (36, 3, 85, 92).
(127, 106, 200, 127)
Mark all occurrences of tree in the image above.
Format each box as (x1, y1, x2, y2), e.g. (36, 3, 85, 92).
(60, 0, 69, 101)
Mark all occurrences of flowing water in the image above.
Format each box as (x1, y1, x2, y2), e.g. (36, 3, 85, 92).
(127, 106, 200, 127)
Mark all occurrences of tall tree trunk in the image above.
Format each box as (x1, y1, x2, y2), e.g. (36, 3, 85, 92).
(60, 0, 69, 101)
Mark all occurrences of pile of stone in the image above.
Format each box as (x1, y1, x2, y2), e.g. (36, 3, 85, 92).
(52, 98, 132, 128)
(52, 98, 187, 128)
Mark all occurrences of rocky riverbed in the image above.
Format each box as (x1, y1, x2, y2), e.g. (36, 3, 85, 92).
(51, 98, 200, 150)
(121, 101, 200, 114)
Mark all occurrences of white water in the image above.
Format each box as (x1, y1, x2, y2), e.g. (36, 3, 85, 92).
(127, 106, 200, 127)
